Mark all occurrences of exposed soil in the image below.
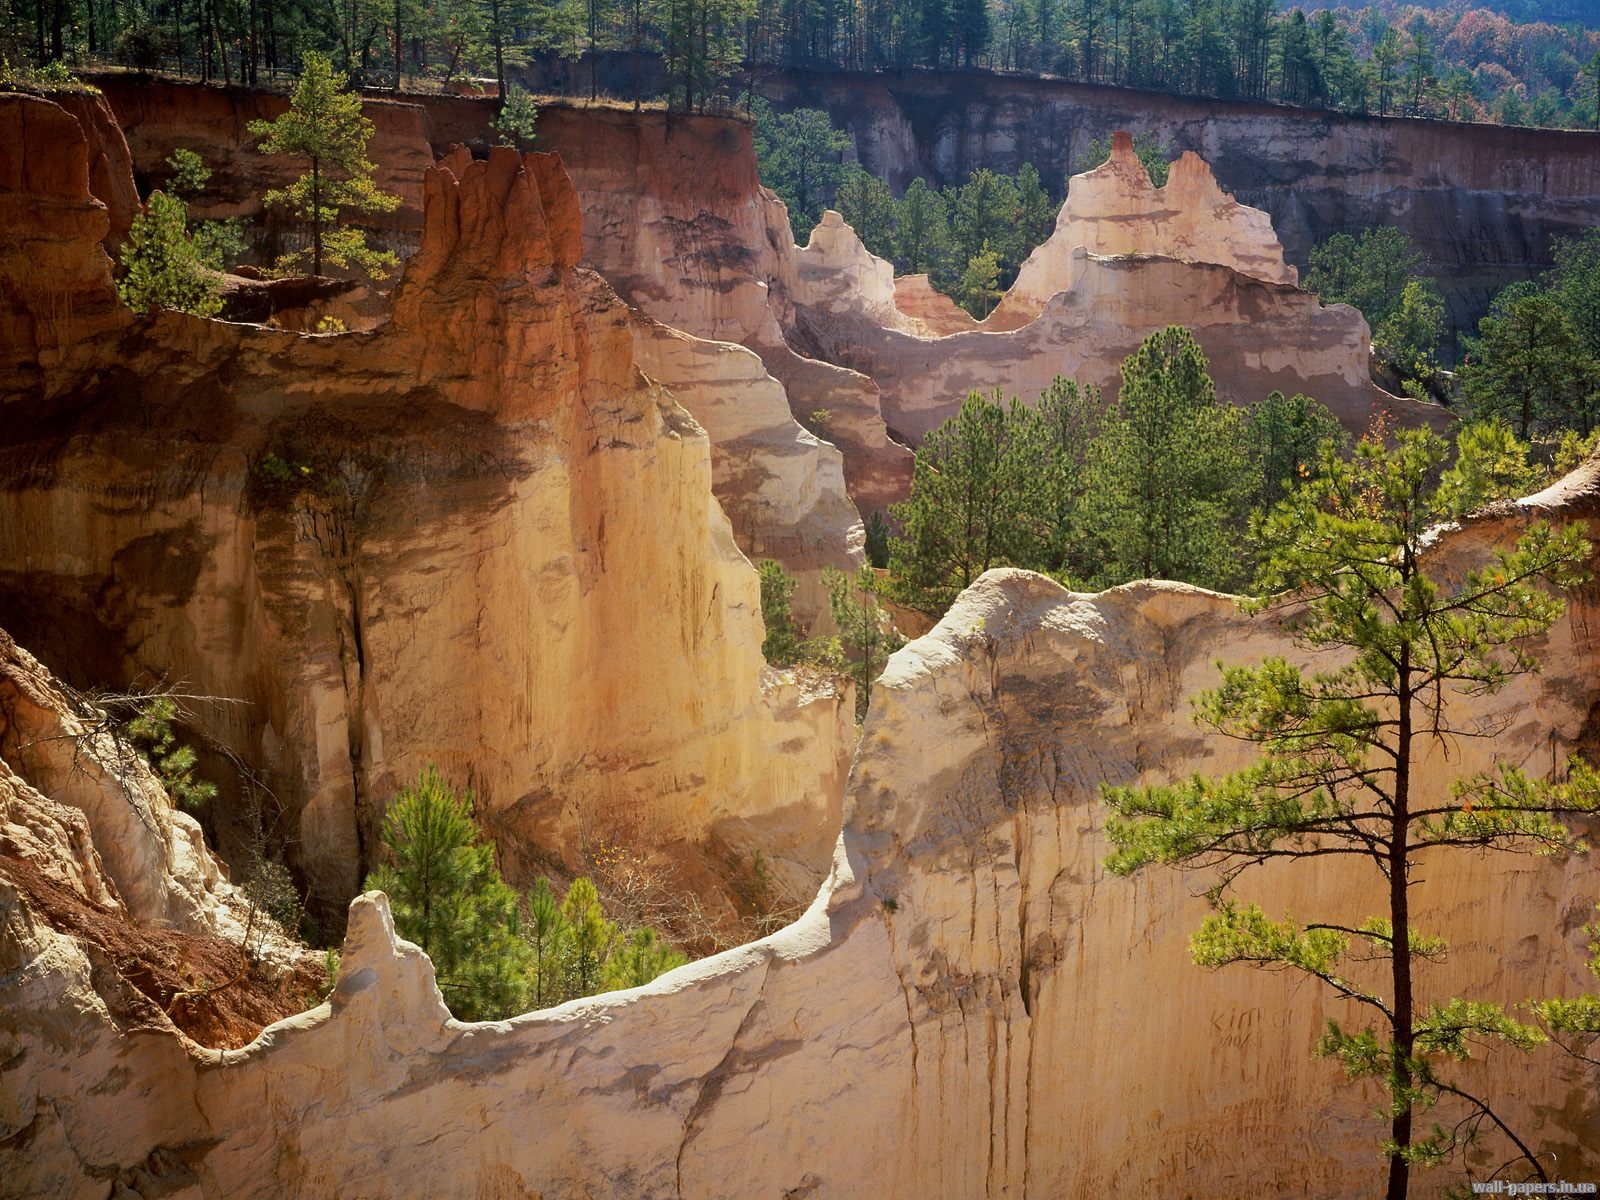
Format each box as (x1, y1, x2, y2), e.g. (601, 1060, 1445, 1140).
(1, 855, 326, 1049)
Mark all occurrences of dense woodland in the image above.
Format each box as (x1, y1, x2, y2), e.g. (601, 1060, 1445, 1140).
(3, 0, 1598, 128)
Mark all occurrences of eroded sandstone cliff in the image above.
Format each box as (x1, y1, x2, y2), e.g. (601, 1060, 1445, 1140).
(762, 67, 1600, 342)
(789, 134, 1444, 439)
(7, 460, 1597, 1199)
(0, 95, 852, 930)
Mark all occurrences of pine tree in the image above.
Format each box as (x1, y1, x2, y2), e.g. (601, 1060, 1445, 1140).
(248, 50, 401, 278)
(1082, 325, 1249, 590)
(1459, 287, 1591, 437)
(525, 876, 568, 1008)
(1103, 428, 1598, 1198)
(560, 876, 615, 998)
(824, 565, 905, 721)
(1244, 389, 1344, 514)
(363, 767, 532, 1020)
(888, 389, 1045, 616)
(758, 558, 805, 666)
(116, 191, 223, 318)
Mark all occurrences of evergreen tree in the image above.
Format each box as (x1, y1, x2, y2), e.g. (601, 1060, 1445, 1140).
(560, 876, 615, 997)
(1082, 325, 1249, 590)
(824, 565, 905, 720)
(1304, 226, 1429, 338)
(116, 190, 224, 318)
(248, 50, 401, 278)
(1103, 428, 1598, 1198)
(363, 767, 533, 1021)
(604, 927, 689, 990)
(525, 876, 568, 1008)
(888, 389, 1045, 616)
(835, 166, 897, 258)
(954, 241, 1004, 317)
(752, 100, 851, 242)
(1459, 287, 1592, 437)
(1244, 389, 1344, 514)
(892, 178, 951, 276)
(758, 557, 805, 666)
(1548, 228, 1600, 360)
(1373, 278, 1445, 383)
(1031, 374, 1103, 580)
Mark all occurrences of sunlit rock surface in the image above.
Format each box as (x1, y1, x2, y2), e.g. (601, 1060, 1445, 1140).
(8, 466, 1598, 1197)
(0, 100, 852, 931)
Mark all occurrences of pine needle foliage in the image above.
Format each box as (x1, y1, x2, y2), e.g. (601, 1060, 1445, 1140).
(1103, 427, 1600, 1197)
(116, 191, 223, 317)
(248, 51, 400, 279)
(365, 768, 688, 1020)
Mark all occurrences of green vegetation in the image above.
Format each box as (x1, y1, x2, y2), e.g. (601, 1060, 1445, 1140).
(824, 565, 904, 721)
(1083, 325, 1251, 588)
(757, 557, 806, 666)
(753, 105, 1055, 316)
(248, 51, 400, 279)
(752, 101, 851, 242)
(1458, 232, 1600, 437)
(125, 696, 219, 814)
(12, 0, 1597, 127)
(1102, 426, 1599, 1197)
(492, 85, 540, 148)
(885, 327, 1341, 619)
(116, 190, 224, 317)
(1304, 226, 1445, 383)
(757, 558, 901, 721)
(362, 767, 687, 1021)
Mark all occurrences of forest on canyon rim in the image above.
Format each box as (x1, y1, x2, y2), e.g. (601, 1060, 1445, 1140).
(1, 26, 1600, 1200)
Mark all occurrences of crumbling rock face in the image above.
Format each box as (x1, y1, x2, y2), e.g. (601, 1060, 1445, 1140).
(8, 468, 1597, 1198)
(987, 128, 1297, 330)
(796, 230, 1442, 441)
(631, 318, 864, 614)
(891, 273, 978, 336)
(0, 104, 853, 928)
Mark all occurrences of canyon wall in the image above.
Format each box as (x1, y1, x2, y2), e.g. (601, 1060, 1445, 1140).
(530, 105, 916, 520)
(0, 94, 853, 928)
(762, 68, 1600, 341)
(7, 467, 1598, 1199)
(87, 77, 876, 592)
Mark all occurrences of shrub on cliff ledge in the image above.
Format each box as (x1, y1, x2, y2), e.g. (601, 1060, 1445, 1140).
(117, 191, 223, 318)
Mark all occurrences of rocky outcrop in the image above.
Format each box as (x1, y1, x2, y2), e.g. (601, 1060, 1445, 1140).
(987, 128, 1296, 329)
(891, 273, 977, 336)
(7, 463, 1598, 1198)
(533, 105, 916, 520)
(0, 92, 132, 400)
(792, 209, 1442, 440)
(0, 103, 853, 928)
(631, 318, 864, 615)
(761, 68, 1600, 343)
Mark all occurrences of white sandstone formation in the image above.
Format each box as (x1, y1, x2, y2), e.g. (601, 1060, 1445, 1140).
(987, 128, 1299, 330)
